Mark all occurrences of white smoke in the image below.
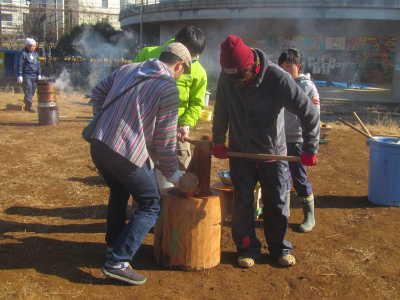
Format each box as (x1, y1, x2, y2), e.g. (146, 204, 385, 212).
(73, 27, 138, 89)
(54, 68, 74, 93)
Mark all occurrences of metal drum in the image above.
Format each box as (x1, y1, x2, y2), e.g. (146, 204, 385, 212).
(37, 80, 59, 126)
(38, 102, 59, 126)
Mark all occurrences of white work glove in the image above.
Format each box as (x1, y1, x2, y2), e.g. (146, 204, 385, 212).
(177, 126, 190, 142)
(167, 170, 185, 185)
(17, 76, 23, 84)
(155, 169, 174, 190)
(38, 75, 42, 80)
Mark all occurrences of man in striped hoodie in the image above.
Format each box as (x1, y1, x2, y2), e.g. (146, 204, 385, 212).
(89, 43, 192, 285)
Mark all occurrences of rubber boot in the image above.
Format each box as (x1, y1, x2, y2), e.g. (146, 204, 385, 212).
(24, 103, 35, 113)
(298, 194, 315, 232)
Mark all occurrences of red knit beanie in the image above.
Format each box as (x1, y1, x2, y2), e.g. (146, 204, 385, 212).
(220, 35, 254, 73)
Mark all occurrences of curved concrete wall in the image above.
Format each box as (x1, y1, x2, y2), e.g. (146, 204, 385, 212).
(121, 1, 400, 102)
(121, 1, 400, 26)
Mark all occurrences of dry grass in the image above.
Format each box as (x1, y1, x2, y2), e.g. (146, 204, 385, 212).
(1, 89, 400, 299)
(328, 121, 400, 138)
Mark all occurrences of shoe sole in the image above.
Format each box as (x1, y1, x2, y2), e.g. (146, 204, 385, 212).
(298, 224, 315, 233)
(237, 258, 255, 268)
(102, 267, 147, 285)
(277, 255, 296, 267)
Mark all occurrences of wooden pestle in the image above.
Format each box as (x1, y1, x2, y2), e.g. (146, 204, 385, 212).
(185, 136, 212, 196)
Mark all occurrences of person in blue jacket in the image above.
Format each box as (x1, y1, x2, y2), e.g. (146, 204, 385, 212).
(17, 38, 42, 112)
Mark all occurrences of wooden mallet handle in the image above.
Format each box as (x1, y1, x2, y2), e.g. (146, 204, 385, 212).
(227, 151, 300, 162)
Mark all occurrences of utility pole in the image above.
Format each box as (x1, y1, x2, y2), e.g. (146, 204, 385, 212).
(55, 0, 58, 42)
(139, 0, 143, 49)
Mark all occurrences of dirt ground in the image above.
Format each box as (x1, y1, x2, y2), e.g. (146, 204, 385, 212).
(0, 88, 400, 299)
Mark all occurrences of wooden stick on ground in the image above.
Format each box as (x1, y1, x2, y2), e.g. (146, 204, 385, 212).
(227, 151, 300, 162)
(352, 112, 373, 137)
(337, 117, 376, 140)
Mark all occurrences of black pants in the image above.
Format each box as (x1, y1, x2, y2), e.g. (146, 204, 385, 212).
(230, 158, 293, 259)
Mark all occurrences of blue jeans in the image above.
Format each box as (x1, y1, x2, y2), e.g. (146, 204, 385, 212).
(229, 158, 292, 259)
(90, 140, 160, 264)
(287, 142, 313, 197)
(22, 77, 37, 105)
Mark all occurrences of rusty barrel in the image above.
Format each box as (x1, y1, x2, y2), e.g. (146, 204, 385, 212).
(37, 80, 57, 102)
(37, 80, 59, 126)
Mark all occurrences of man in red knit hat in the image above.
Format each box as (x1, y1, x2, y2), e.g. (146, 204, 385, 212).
(212, 35, 320, 268)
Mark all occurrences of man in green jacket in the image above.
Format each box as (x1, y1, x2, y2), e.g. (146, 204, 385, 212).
(134, 25, 207, 169)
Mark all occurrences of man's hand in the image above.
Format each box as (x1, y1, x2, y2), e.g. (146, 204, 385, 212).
(167, 170, 185, 185)
(213, 144, 229, 159)
(300, 152, 317, 166)
(311, 96, 320, 105)
(177, 126, 190, 142)
(17, 76, 23, 84)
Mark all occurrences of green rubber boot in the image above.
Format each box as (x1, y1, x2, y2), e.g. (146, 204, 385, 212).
(298, 194, 315, 232)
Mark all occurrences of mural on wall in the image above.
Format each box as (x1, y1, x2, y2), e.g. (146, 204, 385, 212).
(256, 36, 397, 83)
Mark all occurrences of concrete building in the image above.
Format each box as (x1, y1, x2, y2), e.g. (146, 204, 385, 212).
(121, 0, 159, 10)
(0, 0, 28, 39)
(27, 0, 65, 42)
(27, 0, 120, 43)
(120, 0, 400, 102)
(65, 0, 120, 31)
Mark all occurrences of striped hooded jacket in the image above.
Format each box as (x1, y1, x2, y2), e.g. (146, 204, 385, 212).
(89, 59, 179, 178)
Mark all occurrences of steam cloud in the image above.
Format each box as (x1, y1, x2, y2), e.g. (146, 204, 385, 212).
(53, 27, 138, 93)
(54, 68, 73, 93)
(74, 27, 137, 89)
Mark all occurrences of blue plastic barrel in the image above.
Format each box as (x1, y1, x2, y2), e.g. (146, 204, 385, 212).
(368, 136, 400, 206)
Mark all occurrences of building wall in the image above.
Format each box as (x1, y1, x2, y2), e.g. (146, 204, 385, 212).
(0, 0, 28, 38)
(121, 1, 159, 12)
(124, 1, 400, 102)
(65, 0, 120, 30)
(160, 20, 398, 90)
(393, 40, 400, 102)
(121, 1, 400, 26)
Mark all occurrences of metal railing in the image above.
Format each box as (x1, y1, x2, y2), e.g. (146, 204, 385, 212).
(122, 0, 400, 18)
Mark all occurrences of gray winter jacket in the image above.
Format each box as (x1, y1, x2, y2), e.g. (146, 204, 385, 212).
(285, 73, 320, 143)
(17, 49, 41, 79)
(212, 49, 320, 156)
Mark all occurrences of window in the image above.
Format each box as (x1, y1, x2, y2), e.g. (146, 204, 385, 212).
(102, 0, 108, 8)
(0, 14, 13, 22)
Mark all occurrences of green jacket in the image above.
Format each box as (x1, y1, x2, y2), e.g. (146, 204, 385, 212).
(134, 39, 207, 127)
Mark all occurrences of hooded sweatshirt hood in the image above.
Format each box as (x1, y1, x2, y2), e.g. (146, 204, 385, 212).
(133, 58, 174, 82)
(285, 73, 320, 143)
(252, 49, 270, 87)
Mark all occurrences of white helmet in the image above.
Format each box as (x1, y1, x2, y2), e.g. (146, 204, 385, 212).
(25, 38, 37, 46)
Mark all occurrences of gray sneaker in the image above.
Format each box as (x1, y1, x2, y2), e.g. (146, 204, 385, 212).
(102, 264, 147, 285)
